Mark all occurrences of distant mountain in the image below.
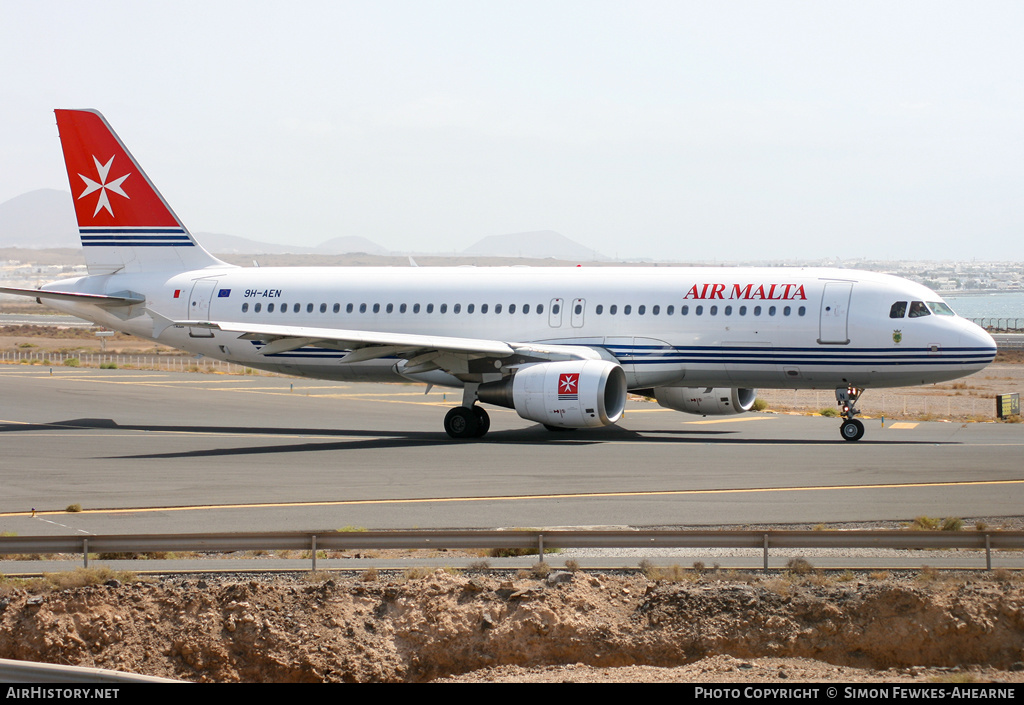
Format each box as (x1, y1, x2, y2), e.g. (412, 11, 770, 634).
(0, 190, 390, 255)
(314, 236, 389, 255)
(463, 230, 609, 261)
(0, 189, 78, 248)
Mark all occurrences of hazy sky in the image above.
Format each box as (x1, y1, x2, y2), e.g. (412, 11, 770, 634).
(2, 1, 1022, 261)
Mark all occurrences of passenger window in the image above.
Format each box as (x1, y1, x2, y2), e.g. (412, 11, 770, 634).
(681, 305, 688, 315)
(509, 304, 516, 314)
(890, 301, 907, 318)
(523, 304, 530, 314)
(466, 303, 473, 314)
(427, 303, 434, 313)
(386, 303, 394, 313)
(481, 304, 488, 314)
(268, 303, 275, 312)
(242, 303, 249, 313)
(254, 303, 262, 313)
(293, 303, 300, 313)
(537, 304, 544, 314)
(307, 303, 314, 313)
(637, 305, 645, 315)
(695, 306, 703, 316)
(333, 303, 340, 313)
(320, 303, 327, 313)
(610, 305, 617, 315)
(372, 303, 380, 313)
(495, 304, 502, 314)
(908, 301, 930, 318)
(666, 305, 674, 315)
(709, 306, 717, 315)
(624, 305, 632, 315)
(413, 304, 421, 313)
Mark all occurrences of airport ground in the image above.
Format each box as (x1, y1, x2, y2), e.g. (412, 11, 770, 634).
(0, 330, 1021, 541)
(2, 324, 1024, 683)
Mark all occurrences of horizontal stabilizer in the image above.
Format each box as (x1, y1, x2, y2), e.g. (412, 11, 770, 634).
(0, 286, 145, 306)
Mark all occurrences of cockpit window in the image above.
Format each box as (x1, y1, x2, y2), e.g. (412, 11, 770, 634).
(908, 301, 930, 318)
(889, 301, 907, 318)
(927, 301, 956, 316)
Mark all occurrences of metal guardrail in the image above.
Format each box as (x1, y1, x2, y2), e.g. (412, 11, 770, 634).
(2, 529, 1022, 571)
(972, 318, 1024, 332)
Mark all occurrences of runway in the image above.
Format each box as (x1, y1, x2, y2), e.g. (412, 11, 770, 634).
(0, 365, 1021, 537)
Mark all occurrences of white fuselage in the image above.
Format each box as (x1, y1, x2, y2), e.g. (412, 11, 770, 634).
(42, 265, 997, 391)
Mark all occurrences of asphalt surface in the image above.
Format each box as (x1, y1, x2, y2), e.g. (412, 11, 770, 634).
(0, 365, 1021, 537)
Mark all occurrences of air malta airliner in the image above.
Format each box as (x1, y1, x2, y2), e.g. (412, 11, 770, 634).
(1, 110, 998, 441)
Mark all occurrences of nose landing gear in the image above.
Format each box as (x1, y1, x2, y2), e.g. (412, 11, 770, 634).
(836, 386, 865, 442)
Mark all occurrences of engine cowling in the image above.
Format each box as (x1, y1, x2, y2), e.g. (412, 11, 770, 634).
(653, 387, 757, 416)
(478, 360, 627, 428)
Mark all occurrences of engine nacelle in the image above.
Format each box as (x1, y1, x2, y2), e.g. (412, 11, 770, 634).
(478, 360, 627, 428)
(653, 387, 757, 416)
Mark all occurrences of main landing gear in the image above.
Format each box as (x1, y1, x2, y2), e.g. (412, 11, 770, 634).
(835, 386, 865, 442)
(443, 406, 490, 439)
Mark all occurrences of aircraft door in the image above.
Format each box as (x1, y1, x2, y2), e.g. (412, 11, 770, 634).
(548, 298, 564, 327)
(818, 282, 852, 344)
(570, 298, 586, 328)
(187, 279, 218, 338)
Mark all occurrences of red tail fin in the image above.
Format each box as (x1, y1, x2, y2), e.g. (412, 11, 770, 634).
(54, 109, 226, 274)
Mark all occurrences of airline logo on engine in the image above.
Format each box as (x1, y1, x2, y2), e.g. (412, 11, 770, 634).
(683, 283, 807, 300)
(558, 373, 579, 400)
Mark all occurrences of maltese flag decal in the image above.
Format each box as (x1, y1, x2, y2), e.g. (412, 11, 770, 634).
(558, 373, 579, 400)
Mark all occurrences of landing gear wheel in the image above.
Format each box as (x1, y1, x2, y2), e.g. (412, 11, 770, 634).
(472, 406, 490, 438)
(444, 407, 479, 439)
(840, 418, 865, 442)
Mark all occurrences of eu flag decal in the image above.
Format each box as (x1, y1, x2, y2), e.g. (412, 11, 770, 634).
(217, 289, 231, 297)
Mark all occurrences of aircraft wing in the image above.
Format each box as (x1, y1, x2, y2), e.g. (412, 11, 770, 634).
(166, 318, 606, 371)
(0, 286, 145, 307)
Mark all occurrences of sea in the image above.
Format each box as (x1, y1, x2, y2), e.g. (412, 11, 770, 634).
(943, 292, 1024, 322)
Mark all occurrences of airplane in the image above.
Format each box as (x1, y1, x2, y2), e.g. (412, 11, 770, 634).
(0, 109, 998, 442)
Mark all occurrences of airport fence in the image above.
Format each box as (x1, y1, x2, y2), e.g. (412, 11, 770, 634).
(0, 350, 1017, 421)
(1, 529, 1022, 572)
(0, 349, 257, 375)
(972, 317, 1024, 332)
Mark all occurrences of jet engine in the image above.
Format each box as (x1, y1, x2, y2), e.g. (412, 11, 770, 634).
(478, 360, 627, 429)
(653, 387, 757, 416)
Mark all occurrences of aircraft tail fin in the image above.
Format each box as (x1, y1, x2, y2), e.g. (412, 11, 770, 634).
(54, 109, 229, 275)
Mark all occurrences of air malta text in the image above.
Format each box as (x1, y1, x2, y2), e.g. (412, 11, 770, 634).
(683, 283, 808, 301)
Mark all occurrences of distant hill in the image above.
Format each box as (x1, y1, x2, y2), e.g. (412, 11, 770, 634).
(0, 190, 389, 255)
(0, 191, 603, 260)
(463, 230, 609, 261)
(0, 189, 78, 248)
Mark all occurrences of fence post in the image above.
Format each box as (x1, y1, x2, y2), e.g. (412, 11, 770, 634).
(311, 535, 317, 571)
(538, 533, 545, 562)
(763, 534, 769, 571)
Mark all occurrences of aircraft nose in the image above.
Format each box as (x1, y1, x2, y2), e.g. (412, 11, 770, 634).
(959, 320, 998, 362)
